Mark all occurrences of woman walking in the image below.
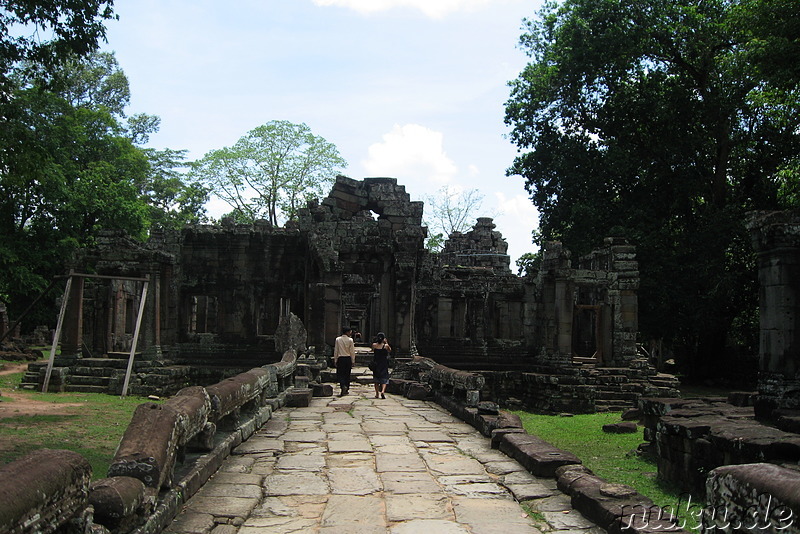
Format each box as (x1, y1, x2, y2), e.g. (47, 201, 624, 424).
(371, 332, 391, 399)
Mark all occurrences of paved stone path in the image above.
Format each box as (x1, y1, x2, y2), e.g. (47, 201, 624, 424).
(164, 382, 605, 534)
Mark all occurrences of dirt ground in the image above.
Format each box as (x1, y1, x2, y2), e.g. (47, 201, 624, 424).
(0, 362, 83, 419)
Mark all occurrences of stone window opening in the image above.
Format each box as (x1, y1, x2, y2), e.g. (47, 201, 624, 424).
(189, 296, 217, 334)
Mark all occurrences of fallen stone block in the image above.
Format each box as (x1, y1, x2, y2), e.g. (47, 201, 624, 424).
(406, 382, 432, 400)
(165, 386, 211, 445)
(108, 402, 181, 489)
(499, 432, 581, 477)
(89, 476, 149, 530)
(603, 422, 639, 434)
(621, 408, 642, 421)
(705, 463, 800, 533)
(285, 388, 313, 407)
(0, 449, 92, 534)
(555, 464, 689, 533)
(312, 382, 333, 397)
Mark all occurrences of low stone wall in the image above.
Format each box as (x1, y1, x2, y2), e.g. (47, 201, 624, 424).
(703, 463, 800, 533)
(393, 358, 690, 533)
(478, 360, 680, 414)
(639, 396, 800, 496)
(0, 350, 300, 534)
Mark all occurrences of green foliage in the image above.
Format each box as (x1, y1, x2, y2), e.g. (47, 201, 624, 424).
(0, 0, 116, 93)
(515, 251, 541, 277)
(505, 0, 799, 377)
(515, 411, 702, 531)
(0, 51, 204, 325)
(190, 120, 347, 225)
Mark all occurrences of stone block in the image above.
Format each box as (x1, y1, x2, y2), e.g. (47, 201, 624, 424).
(499, 432, 581, 477)
(490, 427, 526, 449)
(706, 463, 800, 533)
(602, 422, 638, 434)
(109, 402, 181, 489)
(89, 476, 148, 530)
(406, 382, 432, 400)
(285, 388, 313, 407)
(312, 382, 333, 397)
(0, 449, 92, 534)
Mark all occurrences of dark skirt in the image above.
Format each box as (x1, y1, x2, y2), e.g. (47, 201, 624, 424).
(372, 348, 390, 384)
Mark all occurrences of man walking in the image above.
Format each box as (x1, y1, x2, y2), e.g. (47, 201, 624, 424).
(334, 327, 356, 396)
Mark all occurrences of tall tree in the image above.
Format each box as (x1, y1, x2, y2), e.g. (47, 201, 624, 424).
(505, 0, 800, 377)
(0, 0, 116, 93)
(423, 186, 487, 252)
(190, 121, 347, 225)
(0, 52, 203, 325)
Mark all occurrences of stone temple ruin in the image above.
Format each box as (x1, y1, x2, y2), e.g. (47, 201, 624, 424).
(18, 176, 677, 412)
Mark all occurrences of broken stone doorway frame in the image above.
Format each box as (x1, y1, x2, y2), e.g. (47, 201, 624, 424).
(42, 271, 149, 397)
(572, 303, 603, 364)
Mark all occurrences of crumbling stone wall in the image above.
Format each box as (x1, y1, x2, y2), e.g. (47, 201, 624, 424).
(44, 176, 663, 410)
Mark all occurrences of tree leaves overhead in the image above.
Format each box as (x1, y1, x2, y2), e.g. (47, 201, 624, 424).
(0, 0, 116, 93)
(505, 0, 800, 376)
(191, 120, 347, 225)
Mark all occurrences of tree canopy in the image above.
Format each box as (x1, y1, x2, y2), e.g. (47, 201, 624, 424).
(0, 51, 206, 326)
(0, 0, 116, 93)
(190, 121, 347, 225)
(505, 0, 800, 377)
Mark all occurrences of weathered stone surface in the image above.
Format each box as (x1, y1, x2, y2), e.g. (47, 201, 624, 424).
(705, 463, 800, 533)
(165, 386, 212, 445)
(499, 432, 581, 477)
(109, 402, 181, 489)
(602, 421, 638, 434)
(89, 476, 147, 529)
(0, 449, 92, 534)
(285, 388, 313, 407)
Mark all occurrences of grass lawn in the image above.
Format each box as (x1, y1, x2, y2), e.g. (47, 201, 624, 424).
(514, 411, 703, 531)
(0, 360, 148, 479)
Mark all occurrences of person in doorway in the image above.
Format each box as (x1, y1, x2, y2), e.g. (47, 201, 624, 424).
(370, 332, 391, 399)
(334, 327, 356, 396)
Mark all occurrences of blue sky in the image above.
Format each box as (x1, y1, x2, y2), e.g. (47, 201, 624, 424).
(101, 0, 543, 265)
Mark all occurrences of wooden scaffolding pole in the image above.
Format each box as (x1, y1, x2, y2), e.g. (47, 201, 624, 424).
(121, 277, 149, 398)
(42, 275, 73, 393)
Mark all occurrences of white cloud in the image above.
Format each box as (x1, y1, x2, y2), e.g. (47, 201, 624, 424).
(312, 0, 494, 18)
(493, 191, 539, 261)
(362, 124, 458, 187)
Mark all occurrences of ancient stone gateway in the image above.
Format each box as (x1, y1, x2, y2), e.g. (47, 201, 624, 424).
(24, 176, 675, 411)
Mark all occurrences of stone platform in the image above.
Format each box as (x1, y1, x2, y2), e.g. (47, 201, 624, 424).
(163, 383, 604, 534)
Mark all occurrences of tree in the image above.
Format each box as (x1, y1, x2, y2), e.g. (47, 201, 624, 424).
(190, 121, 347, 225)
(0, 0, 116, 93)
(505, 0, 800, 378)
(142, 147, 210, 230)
(0, 51, 203, 325)
(423, 186, 487, 252)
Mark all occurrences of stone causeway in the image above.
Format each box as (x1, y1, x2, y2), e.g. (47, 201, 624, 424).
(164, 382, 604, 534)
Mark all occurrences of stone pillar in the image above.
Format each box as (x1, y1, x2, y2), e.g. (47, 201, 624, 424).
(323, 273, 343, 351)
(308, 282, 327, 356)
(747, 211, 800, 412)
(555, 275, 573, 361)
(60, 276, 84, 356)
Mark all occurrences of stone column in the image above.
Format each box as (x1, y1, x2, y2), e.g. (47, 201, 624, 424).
(747, 211, 800, 413)
(60, 276, 84, 356)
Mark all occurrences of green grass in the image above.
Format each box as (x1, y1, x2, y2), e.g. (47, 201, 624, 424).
(514, 411, 702, 531)
(0, 361, 149, 479)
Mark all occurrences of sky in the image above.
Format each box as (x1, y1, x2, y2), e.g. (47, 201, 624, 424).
(100, 0, 543, 266)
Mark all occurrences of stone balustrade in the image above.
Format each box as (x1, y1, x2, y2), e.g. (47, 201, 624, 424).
(0, 350, 299, 534)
